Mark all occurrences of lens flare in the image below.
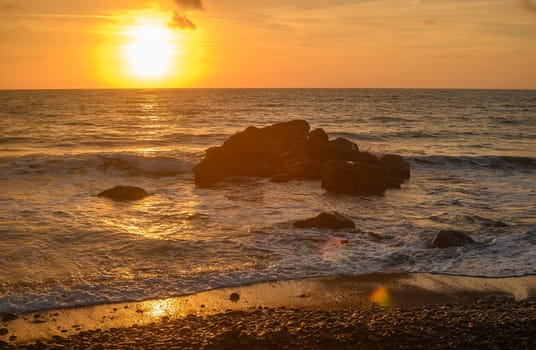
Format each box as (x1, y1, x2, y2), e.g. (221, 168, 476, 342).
(370, 285, 393, 307)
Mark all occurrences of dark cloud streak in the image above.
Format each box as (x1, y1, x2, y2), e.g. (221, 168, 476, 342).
(521, 0, 536, 13)
(169, 0, 207, 31)
(174, 0, 206, 11)
(169, 11, 197, 30)
(1, 1, 24, 12)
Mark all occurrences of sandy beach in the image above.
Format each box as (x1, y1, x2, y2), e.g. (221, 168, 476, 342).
(2, 273, 535, 349)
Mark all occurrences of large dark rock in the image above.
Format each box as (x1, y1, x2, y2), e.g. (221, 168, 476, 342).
(321, 159, 387, 195)
(308, 128, 329, 145)
(98, 186, 149, 201)
(193, 120, 410, 195)
(430, 230, 475, 248)
(293, 212, 355, 229)
(381, 154, 411, 188)
(194, 120, 310, 186)
(327, 137, 360, 161)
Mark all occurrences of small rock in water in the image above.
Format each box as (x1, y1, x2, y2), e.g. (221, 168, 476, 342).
(430, 230, 475, 248)
(492, 221, 507, 228)
(230, 293, 240, 302)
(97, 186, 149, 201)
(293, 212, 355, 230)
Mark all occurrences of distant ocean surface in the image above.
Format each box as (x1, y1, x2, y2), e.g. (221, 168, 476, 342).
(0, 89, 535, 314)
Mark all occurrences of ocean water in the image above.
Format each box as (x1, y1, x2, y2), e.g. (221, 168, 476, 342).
(0, 88, 534, 314)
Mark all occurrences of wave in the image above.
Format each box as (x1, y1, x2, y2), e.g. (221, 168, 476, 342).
(330, 130, 449, 142)
(410, 155, 536, 171)
(97, 154, 195, 176)
(0, 152, 197, 178)
(0, 136, 31, 144)
(329, 131, 385, 142)
(369, 115, 416, 123)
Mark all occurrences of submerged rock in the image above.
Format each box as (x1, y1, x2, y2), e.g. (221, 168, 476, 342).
(98, 186, 149, 201)
(430, 230, 475, 248)
(293, 212, 355, 230)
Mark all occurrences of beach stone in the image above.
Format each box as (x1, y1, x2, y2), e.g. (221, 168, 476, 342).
(230, 293, 240, 302)
(293, 212, 355, 230)
(321, 159, 387, 195)
(1, 313, 18, 322)
(97, 186, 148, 201)
(430, 230, 475, 248)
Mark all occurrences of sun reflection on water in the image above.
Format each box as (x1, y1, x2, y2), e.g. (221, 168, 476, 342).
(149, 299, 175, 318)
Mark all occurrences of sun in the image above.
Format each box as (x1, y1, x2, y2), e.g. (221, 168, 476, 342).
(123, 22, 177, 79)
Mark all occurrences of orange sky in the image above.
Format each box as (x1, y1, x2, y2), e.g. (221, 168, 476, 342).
(1, 0, 535, 89)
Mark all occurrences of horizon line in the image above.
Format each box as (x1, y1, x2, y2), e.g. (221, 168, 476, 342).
(1, 87, 535, 91)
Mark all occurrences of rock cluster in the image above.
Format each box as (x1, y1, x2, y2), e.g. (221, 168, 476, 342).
(193, 120, 410, 195)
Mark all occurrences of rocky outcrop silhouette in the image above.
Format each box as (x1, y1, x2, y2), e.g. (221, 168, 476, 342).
(193, 120, 410, 195)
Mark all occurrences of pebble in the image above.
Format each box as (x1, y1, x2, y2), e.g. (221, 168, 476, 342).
(229, 292, 240, 302)
(5, 298, 535, 349)
(1, 314, 18, 322)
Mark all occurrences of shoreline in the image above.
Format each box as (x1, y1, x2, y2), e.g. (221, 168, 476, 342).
(1, 272, 535, 348)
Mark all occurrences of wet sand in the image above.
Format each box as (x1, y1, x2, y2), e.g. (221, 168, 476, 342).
(1, 273, 535, 349)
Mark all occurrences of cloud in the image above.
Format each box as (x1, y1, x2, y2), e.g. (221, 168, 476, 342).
(174, 0, 206, 11)
(1, 1, 23, 12)
(521, 0, 536, 12)
(423, 19, 436, 26)
(169, 11, 197, 30)
(169, 0, 207, 30)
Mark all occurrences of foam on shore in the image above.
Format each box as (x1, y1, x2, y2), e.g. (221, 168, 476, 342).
(2, 273, 535, 345)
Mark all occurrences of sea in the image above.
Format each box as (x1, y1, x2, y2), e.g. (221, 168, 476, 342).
(0, 89, 534, 314)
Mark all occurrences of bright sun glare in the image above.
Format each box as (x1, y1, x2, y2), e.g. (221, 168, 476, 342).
(124, 22, 177, 79)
